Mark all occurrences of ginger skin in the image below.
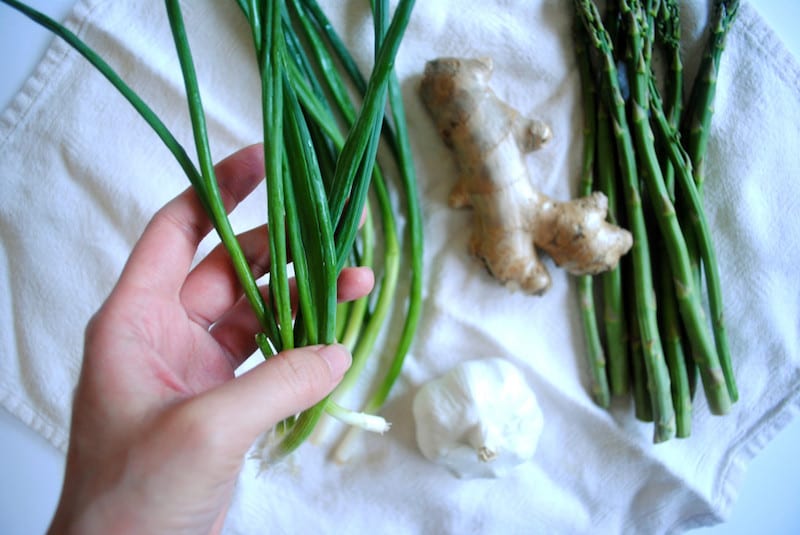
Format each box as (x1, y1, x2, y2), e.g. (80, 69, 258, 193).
(420, 57, 633, 295)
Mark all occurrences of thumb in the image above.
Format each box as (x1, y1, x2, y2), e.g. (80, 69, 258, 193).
(122, 344, 351, 524)
(191, 343, 352, 454)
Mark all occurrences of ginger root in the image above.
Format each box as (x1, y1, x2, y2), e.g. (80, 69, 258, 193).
(420, 57, 632, 295)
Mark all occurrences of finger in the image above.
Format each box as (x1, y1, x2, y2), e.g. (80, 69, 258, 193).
(118, 144, 265, 295)
(182, 188, 372, 329)
(335, 265, 375, 302)
(180, 224, 270, 328)
(211, 266, 374, 367)
(183, 206, 371, 329)
(188, 344, 352, 453)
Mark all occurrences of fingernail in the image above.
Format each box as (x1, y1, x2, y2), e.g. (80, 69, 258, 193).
(318, 343, 352, 380)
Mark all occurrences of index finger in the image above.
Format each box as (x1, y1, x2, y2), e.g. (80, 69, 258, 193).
(118, 144, 265, 296)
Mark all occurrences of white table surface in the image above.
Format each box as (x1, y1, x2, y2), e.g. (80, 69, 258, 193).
(1, 1, 798, 534)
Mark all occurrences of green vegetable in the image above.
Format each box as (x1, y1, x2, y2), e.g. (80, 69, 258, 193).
(575, 0, 676, 442)
(3, 0, 422, 459)
(572, 0, 739, 441)
(681, 0, 740, 403)
(573, 20, 611, 409)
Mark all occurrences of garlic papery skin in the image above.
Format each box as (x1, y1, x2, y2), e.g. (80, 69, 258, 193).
(412, 357, 544, 479)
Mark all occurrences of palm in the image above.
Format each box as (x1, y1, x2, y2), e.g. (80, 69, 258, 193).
(135, 291, 236, 394)
(93, 284, 253, 413)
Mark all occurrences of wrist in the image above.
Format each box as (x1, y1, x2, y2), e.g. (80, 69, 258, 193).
(47, 492, 143, 535)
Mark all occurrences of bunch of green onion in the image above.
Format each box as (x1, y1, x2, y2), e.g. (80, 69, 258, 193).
(4, 0, 423, 460)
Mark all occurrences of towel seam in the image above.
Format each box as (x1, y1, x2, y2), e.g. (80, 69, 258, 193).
(0, 0, 111, 150)
(0, 388, 69, 452)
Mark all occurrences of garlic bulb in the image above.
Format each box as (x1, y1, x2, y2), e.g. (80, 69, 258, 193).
(412, 357, 544, 479)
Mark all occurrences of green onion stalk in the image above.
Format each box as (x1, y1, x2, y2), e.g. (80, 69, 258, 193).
(1, 0, 279, 342)
(219, 0, 420, 459)
(3, 0, 422, 459)
(265, 18, 404, 449)
(331, 0, 424, 462)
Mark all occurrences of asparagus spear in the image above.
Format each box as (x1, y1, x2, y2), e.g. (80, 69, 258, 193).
(596, 104, 631, 398)
(574, 21, 612, 408)
(618, 0, 730, 416)
(574, 0, 676, 441)
(683, 0, 740, 198)
(597, 0, 631, 399)
(648, 75, 736, 416)
(681, 0, 740, 402)
(650, 0, 693, 437)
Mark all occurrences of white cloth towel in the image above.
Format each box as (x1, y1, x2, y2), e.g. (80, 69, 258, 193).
(1, 1, 799, 533)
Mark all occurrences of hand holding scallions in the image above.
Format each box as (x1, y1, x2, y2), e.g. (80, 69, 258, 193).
(47, 145, 374, 535)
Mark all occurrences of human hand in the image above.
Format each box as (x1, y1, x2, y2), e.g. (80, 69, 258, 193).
(47, 144, 374, 535)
